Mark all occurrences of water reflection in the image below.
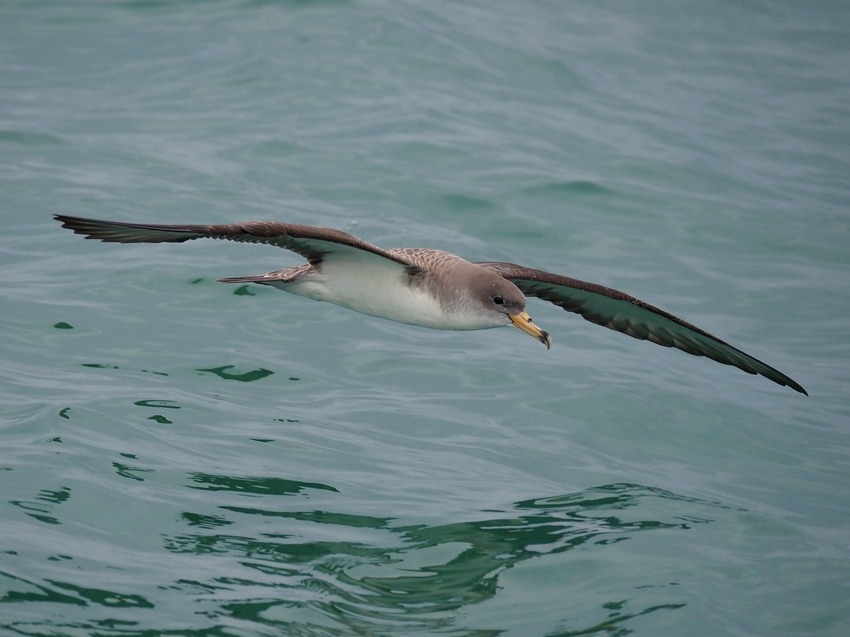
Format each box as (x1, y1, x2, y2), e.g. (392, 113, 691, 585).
(162, 482, 716, 634)
(4, 473, 712, 634)
(8, 486, 72, 526)
(195, 366, 274, 382)
(187, 472, 339, 496)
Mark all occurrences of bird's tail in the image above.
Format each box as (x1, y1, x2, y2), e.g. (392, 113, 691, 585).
(217, 275, 274, 285)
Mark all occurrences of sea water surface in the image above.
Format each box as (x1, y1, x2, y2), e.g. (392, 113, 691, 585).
(2, 1, 849, 635)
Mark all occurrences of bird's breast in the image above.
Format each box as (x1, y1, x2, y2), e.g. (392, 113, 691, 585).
(282, 259, 498, 331)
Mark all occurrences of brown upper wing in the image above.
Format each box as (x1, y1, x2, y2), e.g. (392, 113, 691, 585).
(54, 215, 418, 270)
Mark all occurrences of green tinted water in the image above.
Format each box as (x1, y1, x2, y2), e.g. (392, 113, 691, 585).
(2, 1, 848, 635)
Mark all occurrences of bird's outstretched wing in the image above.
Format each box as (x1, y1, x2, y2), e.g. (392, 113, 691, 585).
(476, 261, 806, 394)
(53, 215, 419, 271)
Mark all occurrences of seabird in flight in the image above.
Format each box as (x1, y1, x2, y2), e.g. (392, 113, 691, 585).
(54, 214, 807, 394)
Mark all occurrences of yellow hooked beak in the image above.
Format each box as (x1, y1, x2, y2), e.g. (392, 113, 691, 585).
(510, 311, 552, 349)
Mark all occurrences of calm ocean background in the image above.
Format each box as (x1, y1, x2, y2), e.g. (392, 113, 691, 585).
(2, 1, 849, 635)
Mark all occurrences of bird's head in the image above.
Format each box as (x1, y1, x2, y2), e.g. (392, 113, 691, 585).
(477, 275, 552, 349)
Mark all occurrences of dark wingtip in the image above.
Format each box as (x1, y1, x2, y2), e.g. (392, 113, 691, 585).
(54, 214, 99, 237)
(768, 366, 807, 395)
(789, 380, 808, 396)
(54, 213, 74, 228)
(55, 214, 86, 236)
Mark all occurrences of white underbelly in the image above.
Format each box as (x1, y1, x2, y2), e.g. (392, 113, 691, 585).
(274, 259, 491, 330)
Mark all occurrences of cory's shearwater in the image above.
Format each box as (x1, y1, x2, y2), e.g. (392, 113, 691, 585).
(54, 214, 807, 394)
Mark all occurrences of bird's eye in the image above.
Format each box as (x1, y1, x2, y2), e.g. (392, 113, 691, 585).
(493, 296, 504, 305)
